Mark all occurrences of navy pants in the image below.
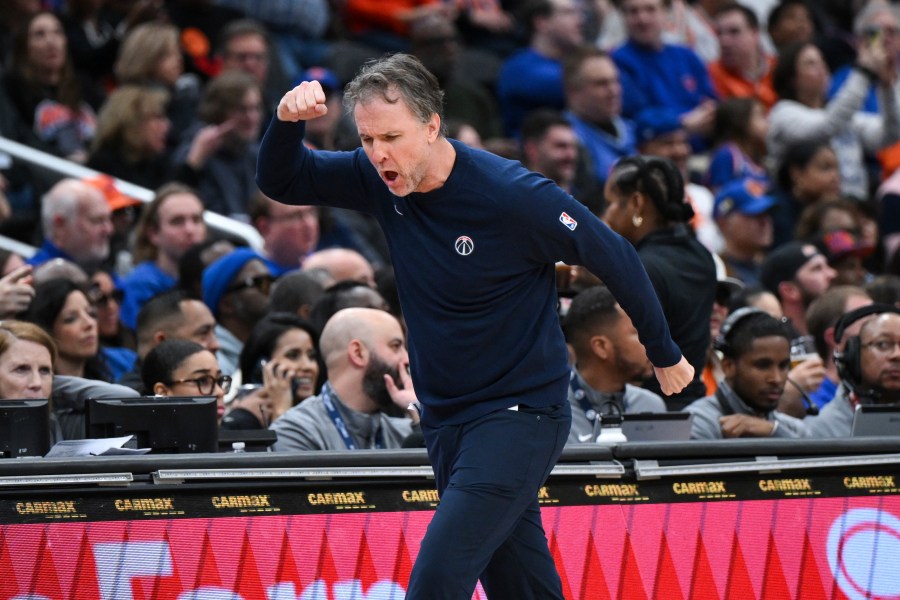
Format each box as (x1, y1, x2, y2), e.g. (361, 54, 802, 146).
(407, 403, 571, 599)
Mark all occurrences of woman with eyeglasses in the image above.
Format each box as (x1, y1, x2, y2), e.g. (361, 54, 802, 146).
(22, 278, 111, 382)
(141, 339, 231, 423)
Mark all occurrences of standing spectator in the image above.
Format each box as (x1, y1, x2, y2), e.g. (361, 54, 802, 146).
(612, 0, 718, 147)
(496, 0, 585, 137)
(22, 279, 108, 381)
(767, 39, 899, 202)
(201, 248, 272, 375)
(2, 11, 99, 163)
(28, 178, 113, 275)
(709, 2, 777, 109)
(603, 155, 716, 408)
(684, 308, 808, 439)
(173, 70, 264, 221)
(120, 184, 207, 332)
(562, 46, 636, 188)
(562, 285, 666, 444)
(87, 85, 172, 190)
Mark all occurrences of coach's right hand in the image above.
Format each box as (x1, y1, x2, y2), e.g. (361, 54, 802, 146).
(277, 80, 329, 122)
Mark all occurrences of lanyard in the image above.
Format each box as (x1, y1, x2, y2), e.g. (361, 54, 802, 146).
(321, 383, 385, 450)
(569, 370, 624, 425)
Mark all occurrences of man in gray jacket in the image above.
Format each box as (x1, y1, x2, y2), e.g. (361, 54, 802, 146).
(562, 285, 666, 443)
(684, 308, 807, 439)
(270, 307, 417, 450)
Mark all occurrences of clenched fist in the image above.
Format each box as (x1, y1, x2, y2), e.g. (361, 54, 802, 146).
(277, 80, 330, 122)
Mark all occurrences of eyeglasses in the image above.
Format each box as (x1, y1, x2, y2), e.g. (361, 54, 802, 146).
(88, 286, 124, 307)
(861, 340, 900, 354)
(171, 375, 233, 395)
(227, 274, 274, 295)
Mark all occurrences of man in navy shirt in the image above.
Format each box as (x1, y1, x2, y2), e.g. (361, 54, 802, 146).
(257, 53, 693, 600)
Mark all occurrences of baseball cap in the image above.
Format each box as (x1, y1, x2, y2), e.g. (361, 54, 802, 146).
(760, 241, 822, 293)
(202, 248, 263, 316)
(633, 109, 683, 145)
(817, 229, 875, 263)
(713, 178, 776, 220)
(83, 174, 142, 212)
(712, 253, 744, 303)
(295, 66, 341, 91)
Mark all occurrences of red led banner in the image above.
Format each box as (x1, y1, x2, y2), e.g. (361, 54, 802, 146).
(3, 496, 900, 599)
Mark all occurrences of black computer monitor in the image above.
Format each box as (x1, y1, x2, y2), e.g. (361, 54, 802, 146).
(85, 396, 218, 454)
(0, 399, 50, 458)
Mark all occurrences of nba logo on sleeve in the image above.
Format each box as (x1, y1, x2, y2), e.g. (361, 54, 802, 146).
(559, 212, 578, 231)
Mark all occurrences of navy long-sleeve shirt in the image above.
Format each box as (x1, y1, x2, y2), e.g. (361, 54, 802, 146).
(257, 119, 681, 427)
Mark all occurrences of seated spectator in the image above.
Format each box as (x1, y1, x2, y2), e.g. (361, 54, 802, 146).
(119, 289, 219, 391)
(684, 308, 808, 439)
(562, 46, 636, 190)
(173, 69, 263, 221)
(223, 313, 324, 429)
(410, 13, 502, 143)
(562, 285, 666, 444)
(178, 239, 236, 300)
(1, 11, 99, 163)
(0, 263, 35, 319)
(634, 112, 722, 254)
(800, 285, 872, 416)
(760, 241, 836, 337)
(817, 229, 876, 287)
(709, 3, 777, 110)
(141, 339, 230, 424)
(767, 40, 899, 202)
(250, 195, 320, 276)
(120, 184, 207, 331)
(714, 178, 776, 286)
(114, 22, 200, 145)
(807, 304, 900, 437)
(296, 67, 345, 151)
(88, 269, 136, 381)
(520, 110, 587, 202)
(0, 320, 58, 441)
(866, 274, 900, 306)
(87, 85, 173, 190)
(728, 284, 784, 319)
(201, 248, 272, 375)
(702, 254, 744, 395)
(496, 0, 585, 137)
(22, 278, 109, 381)
(301, 248, 377, 289)
(771, 141, 842, 248)
(343, 0, 454, 54)
(270, 307, 417, 451)
(28, 178, 113, 275)
(309, 280, 390, 334)
(766, 0, 816, 55)
(705, 97, 770, 193)
(612, 0, 718, 147)
(267, 271, 326, 321)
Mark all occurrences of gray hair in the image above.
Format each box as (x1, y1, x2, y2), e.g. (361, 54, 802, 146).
(343, 53, 446, 136)
(41, 179, 87, 241)
(853, 2, 900, 37)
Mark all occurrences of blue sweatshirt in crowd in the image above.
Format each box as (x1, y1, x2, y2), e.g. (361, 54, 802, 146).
(256, 119, 681, 427)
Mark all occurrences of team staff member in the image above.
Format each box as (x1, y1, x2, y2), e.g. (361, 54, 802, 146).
(256, 53, 692, 600)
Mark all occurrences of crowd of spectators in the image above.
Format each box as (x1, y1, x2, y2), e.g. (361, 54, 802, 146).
(2, 0, 900, 452)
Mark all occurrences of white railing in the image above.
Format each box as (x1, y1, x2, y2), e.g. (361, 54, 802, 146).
(0, 136, 264, 258)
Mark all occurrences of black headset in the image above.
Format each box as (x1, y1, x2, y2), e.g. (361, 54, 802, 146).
(714, 307, 766, 356)
(834, 303, 900, 389)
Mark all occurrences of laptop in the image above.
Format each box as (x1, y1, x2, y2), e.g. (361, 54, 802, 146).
(620, 412, 693, 442)
(851, 404, 900, 437)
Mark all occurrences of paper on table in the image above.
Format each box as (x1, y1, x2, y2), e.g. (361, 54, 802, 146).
(45, 436, 150, 457)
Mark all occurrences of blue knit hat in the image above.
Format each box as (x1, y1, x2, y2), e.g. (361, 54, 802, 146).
(202, 248, 262, 316)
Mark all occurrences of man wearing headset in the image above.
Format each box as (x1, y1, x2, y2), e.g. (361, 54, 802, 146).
(684, 308, 808, 439)
(806, 304, 900, 437)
